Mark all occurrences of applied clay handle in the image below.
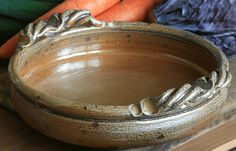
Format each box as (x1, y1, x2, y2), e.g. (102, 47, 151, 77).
(0, 73, 15, 111)
(17, 9, 106, 51)
(129, 66, 231, 117)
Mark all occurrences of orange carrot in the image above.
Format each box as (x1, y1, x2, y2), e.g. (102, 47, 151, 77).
(96, 0, 162, 22)
(0, 35, 20, 59)
(40, 0, 120, 20)
(0, 0, 119, 59)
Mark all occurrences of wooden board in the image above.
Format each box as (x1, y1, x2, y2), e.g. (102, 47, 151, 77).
(173, 118, 236, 151)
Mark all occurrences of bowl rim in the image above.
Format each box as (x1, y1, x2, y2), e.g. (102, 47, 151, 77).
(8, 11, 231, 120)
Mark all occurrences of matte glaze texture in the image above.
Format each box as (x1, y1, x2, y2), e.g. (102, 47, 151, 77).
(4, 10, 231, 148)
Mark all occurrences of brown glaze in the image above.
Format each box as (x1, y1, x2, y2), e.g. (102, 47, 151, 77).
(2, 10, 230, 148)
(19, 31, 211, 106)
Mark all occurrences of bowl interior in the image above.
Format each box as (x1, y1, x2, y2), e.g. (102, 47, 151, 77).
(16, 29, 217, 106)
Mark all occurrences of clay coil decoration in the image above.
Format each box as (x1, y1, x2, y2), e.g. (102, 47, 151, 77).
(17, 9, 106, 51)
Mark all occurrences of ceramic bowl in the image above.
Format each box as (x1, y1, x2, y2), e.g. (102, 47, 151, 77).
(0, 10, 231, 148)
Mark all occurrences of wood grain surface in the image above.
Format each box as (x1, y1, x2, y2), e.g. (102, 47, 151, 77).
(173, 118, 236, 151)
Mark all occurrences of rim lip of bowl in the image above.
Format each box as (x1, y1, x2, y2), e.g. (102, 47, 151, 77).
(8, 22, 230, 120)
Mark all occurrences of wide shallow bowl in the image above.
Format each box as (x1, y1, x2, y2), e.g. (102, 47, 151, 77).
(0, 10, 232, 148)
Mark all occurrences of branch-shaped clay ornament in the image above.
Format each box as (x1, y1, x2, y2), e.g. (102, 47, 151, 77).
(129, 66, 231, 117)
(17, 9, 106, 51)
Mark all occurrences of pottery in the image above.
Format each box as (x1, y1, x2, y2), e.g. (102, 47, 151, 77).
(0, 10, 232, 148)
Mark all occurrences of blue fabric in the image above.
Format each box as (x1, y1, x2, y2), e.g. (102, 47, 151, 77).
(154, 0, 236, 56)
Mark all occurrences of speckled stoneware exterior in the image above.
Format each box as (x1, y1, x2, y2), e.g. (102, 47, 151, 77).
(0, 10, 231, 148)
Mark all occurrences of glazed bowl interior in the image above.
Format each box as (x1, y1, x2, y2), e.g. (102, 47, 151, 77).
(15, 29, 218, 106)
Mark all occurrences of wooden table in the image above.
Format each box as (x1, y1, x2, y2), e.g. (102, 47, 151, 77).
(0, 56, 236, 151)
(173, 118, 236, 151)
